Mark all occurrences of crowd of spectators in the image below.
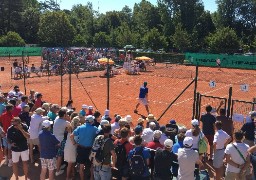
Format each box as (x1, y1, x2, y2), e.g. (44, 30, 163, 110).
(0, 85, 256, 180)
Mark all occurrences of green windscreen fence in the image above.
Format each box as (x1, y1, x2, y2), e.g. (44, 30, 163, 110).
(0, 47, 42, 56)
(185, 53, 256, 70)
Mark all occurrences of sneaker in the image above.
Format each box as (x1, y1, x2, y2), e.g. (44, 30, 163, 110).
(55, 170, 64, 176)
(8, 159, 13, 167)
(60, 164, 66, 170)
(134, 109, 138, 114)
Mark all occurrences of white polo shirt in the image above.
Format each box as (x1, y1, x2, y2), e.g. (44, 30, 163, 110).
(213, 129, 230, 149)
(225, 142, 249, 173)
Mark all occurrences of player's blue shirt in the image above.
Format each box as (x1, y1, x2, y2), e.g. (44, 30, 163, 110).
(139, 86, 148, 98)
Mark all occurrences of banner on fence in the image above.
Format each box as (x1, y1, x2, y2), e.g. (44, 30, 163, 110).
(185, 53, 256, 70)
(0, 47, 42, 57)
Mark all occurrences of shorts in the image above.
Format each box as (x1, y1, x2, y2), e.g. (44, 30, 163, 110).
(205, 135, 214, 145)
(76, 146, 92, 166)
(57, 139, 66, 157)
(40, 158, 57, 171)
(213, 149, 225, 168)
(94, 165, 112, 180)
(139, 98, 148, 106)
(29, 138, 40, 146)
(2, 137, 11, 149)
(12, 150, 29, 163)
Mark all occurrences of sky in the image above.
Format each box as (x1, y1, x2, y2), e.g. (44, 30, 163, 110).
(59, 0, 217, 13)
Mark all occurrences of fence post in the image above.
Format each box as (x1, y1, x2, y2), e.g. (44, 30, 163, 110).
(227, 86, 233, 118)
(195, 92, 200, 120)
(22, 51, 27, 95)
(60, 53, 63, 107)
(253, 98, 256, 111)
(107, 58, 110, 110)
(192, 65, 198, 119)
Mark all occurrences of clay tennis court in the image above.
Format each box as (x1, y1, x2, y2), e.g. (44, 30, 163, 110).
(0, 56, 256, 179)
(0, 56, 255, 126)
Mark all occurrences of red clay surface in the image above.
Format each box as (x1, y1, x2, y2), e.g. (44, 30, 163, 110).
(0, 56, 256, 179)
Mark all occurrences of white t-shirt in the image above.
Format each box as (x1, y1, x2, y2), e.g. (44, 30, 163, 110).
(213, 129, 230, 149)
(185, 129, 204, 149)
(29, 114, 48, 139)
(110, 122, 119, 135)
(53, 118, 70, 141)
(225, 142, 249, 173)
(178, 148, 199, 180)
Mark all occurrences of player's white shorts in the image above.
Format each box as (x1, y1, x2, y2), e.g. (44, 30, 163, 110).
(139, 98, 148, 105)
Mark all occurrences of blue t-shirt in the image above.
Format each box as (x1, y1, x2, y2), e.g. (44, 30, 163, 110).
(172, 141, 184, 154)
(128, 146, 151, 177)
(79, 109, 86, 116)
(0, 102, 6, 116)
(39, 129, 60, 159)
(73, 123, 98, 147)
(139, 86, 148, 98)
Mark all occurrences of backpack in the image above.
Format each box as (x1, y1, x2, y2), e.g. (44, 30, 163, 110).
(92, 135, 110, 165)
(115, 141, 129, 168)
(198, 132, 207, 154)
(129, 147, 146, 176)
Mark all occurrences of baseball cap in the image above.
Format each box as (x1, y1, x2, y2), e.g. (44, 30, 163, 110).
(183, 137, 193, 148)
(125, 115, 132, 123)
(86, 115, 95, 123)
(191, 119, 199, 126)
(169, 119, 176, 124)
(88, 106, 93, 110)
(35, 108, 45, 114)
(100, 119, 109, 126)
(42, 120, 53, 128)
(104, 109, 110, 116)
(250, 111, 256, 119)
(134, 125, 143, 134)
(164, 139, 173, 148)
(82, 104, 88, 109)
(153, 130, 162, 139)
(115, 115, 122, 121)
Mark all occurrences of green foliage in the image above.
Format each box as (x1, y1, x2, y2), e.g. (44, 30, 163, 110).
(0, 31, 26, 47)
(171, 23, 192, 52)
(72, 34, 87, 47)
(206, 27, 240, 53)
(142, 28, 168, 50)
(38, 11, 75, 46)
(93, 32, 110, 47)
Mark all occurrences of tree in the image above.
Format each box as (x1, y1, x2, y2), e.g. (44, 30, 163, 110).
(206, 27, 240, 54)
(171, 23, 192, 52)
(142, 28, 168, 50)
(93, 32, 110, 47)
(38, 11, 75, 46)
(0, 31, 25, 46)
(39, 0, 60, 11)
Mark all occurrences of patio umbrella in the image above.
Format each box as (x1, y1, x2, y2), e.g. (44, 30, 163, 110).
(98, 58, 115, 64)
(135, 56, 152, 61)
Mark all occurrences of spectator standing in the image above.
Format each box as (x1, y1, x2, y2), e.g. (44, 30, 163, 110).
(145, 114, 160, 130)
(216, 108, 233, 137)
(88, 106, 94, 115)
(213, 121, 232, 180)
(70, 115, 98, 180)
(0, 104, 14, 166)
(128, 135, 151, 180)
(146, 130, 164, 150)
(19, 105, 31, 127)
(200, 105, 216, 160)
(142, 122, 156, 144)
(19, 96, 29, 109)
(224, 130, 250, 180)
(8, 86, 23, 101)
(154, 139, 175, 180)
(0, 95, 6, 116)
(172, 133, 185, 154)
(93, 124, 117, 180)
(114, 127, 133, 180)
(111, 115, 121, 135)
(64, 116, 80, 180)
(159, 125, 168, 146)
(33, 93, 43, 110)
(39, 120, 60, 180)
(47, 104, 59, 121)
(93, 110, 101, 128)
(29, 108, 48, 163)
(177, 137, 202, 180)
(7, 117, 30, 180)
(79, 104, 88, 117)
(241, 111, 256, 147)
(53, 109, 70, 176)
(9, 99, 22, 117)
